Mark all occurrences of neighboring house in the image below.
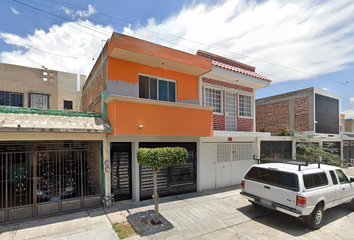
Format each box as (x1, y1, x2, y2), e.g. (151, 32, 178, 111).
(0, 63, 111, 225)
(341, 118, 354, 164)
(0, 62, 85, 111)
(83, 33, 271, 202)
(256, 87, 342, 160)
(196, 50, 272, 190)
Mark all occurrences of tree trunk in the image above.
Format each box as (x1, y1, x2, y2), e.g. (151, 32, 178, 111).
(152, 167, 160, 224)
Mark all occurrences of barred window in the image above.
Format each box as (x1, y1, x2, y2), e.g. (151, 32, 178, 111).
(205, 88, 222, 113)
(239, 94, 252, 117)
(0, 91, 24, 107)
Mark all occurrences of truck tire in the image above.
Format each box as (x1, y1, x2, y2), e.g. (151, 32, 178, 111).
(309, 204, 324, 230)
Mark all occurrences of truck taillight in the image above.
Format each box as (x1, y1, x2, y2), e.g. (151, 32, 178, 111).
(241, 180, 245, 189)
(296, 196, 306, 207)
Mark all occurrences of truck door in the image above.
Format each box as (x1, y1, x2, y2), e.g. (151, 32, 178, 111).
(329, 170, 342, 207)
(335, 169, 353, 204)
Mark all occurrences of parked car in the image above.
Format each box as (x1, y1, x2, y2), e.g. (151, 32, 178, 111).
(240, 161, 354, 229)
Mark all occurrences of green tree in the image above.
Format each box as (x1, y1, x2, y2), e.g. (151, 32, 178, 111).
(295, 135, 343, 166)
(136, 147, 188, 224)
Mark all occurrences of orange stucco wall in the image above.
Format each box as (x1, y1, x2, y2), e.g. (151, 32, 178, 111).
(107, 33, 211, 71)
(108, 58, 199, 101)
(107, 101, 213, 137)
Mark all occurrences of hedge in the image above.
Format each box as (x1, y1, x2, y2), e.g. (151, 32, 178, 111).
(136, 147, 188, 168)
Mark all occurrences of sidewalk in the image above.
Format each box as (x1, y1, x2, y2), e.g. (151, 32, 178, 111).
(1, 184, 354, 240)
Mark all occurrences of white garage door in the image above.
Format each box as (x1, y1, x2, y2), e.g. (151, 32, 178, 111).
(202, 142, 255, 190)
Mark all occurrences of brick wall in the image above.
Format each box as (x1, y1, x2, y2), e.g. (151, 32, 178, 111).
(82, 44, 108, 113)
(294, 97, 309, 132)
(256, 101, 290, 132)
(256, 96, 310, 134)
(202, 77, 254, 132)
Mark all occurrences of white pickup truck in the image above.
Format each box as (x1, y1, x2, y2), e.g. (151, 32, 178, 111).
(240, 161, 354, 229)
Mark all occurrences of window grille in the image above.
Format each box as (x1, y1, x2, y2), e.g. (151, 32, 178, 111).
(217, 143, 231, 162)
(232, 143, 254, 161)
(205, 88, 221, 113)
(225, 92, 236, 131)
(0, 91, 24, 107)
(239, 94, 252, 117)
(30, 93, 49, 109)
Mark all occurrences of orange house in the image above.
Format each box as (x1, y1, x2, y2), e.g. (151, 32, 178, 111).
(83, 33, 214, 202)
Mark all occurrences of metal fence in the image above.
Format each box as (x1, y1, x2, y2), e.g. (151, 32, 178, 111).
(0, 141, 104, 224)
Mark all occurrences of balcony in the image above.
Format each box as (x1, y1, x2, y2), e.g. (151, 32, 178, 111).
(105, 95, 214, 137)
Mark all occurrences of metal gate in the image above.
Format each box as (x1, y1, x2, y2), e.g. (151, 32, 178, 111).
(110, 143, 132, 201)
(0, 141, 104, 224)
(139, 142, 197, 201)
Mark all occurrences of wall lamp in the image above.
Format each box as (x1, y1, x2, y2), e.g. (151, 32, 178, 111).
(139, 125, 145, 129)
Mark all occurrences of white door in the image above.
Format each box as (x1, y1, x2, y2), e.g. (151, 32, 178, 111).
(216, 144, 231, 187)
(225, 92, 236, 131)
(201, 144, 216, 190)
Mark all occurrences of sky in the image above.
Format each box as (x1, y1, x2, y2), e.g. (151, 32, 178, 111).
(1, 0, 354, 118)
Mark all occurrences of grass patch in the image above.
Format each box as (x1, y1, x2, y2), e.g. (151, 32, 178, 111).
(112, 222, 137, 239)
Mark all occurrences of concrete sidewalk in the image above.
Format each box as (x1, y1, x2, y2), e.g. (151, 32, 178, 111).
(1, 184, 354, 239)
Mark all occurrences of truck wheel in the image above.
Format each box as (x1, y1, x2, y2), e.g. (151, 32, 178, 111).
(309, 204, 324, 230)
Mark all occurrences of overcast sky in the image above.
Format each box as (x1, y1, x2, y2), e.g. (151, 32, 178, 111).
(1, 0, 354, 118)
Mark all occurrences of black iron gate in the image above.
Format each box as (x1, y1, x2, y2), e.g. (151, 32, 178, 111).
(139, 142, 197, 201)
(0, 141, 104, 224)
(110, 143, 132, 201)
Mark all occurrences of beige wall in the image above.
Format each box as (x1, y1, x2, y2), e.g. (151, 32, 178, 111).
(345, 119, 354, 132)
(0, 62, 85, 111)
(57, 71, 85, 111)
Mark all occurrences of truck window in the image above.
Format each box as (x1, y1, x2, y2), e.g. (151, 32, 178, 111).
(335, 170, 349, 184)
(329, 170, 338, 185)
(245, 167, 298, 191)
(303, 172, 328, 189)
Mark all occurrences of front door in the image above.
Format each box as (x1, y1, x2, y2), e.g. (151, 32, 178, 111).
(111, 143, 132, 201)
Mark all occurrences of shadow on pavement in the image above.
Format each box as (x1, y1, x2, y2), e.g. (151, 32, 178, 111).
(237, 203, 352, 237)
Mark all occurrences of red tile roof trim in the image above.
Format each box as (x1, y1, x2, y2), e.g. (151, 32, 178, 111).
(197, 50, 271, 82)
(212, 60, 271, 82)
(197, 50, 255, 72)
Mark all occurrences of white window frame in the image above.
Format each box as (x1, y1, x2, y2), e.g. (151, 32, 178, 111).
(138, 74, 177, 102)
(204, 86, 223, 114)
(238, 93, 253, 118)
(225, 91, 237, 131)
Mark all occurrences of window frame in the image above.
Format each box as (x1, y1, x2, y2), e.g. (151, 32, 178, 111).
(63, 100, 73, 110)
(0, 91, 24, 107)
(238, 93, 253, 118)
(29, 93, 49, 109)
(138, 74, 177, 102)
(204, 86, 223, 114)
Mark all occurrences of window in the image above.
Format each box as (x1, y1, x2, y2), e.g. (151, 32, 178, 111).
(329, 170, 338, 185)
(64, 100, 73, 110)
(30, 93, 49, 109)
(0, 91, 24, 107)
(335, 169, 349, 184)
(239, 94, 252, 117)
(205, 88, 221, 113)
(260, 141, 292, 159)
(303, 173, 328, 189)
(139, 75, 175, 102)
(245, 167, 298, 191)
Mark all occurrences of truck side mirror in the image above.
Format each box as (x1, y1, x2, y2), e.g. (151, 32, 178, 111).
(350, 177, 354, 183)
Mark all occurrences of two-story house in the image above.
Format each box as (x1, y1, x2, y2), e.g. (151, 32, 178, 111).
(256, 87, 342, 161)
(0, 63, 111, 224)
(83, 33, 271, 202)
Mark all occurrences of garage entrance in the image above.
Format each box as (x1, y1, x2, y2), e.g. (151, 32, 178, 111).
(139, 142, 197, 201)
(0, 141, 104, 224)
(201, 142, 254, 190)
